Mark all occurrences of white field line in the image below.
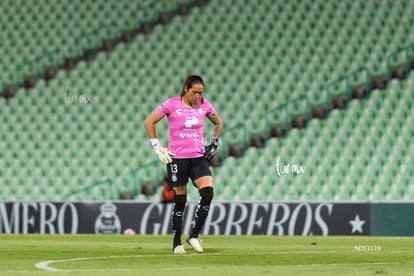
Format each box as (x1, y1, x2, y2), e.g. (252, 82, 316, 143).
(34, 250, 414, 272)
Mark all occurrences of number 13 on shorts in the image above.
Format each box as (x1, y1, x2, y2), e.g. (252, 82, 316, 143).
(170, 164, 178, 173)
(169, 163, 179, 183)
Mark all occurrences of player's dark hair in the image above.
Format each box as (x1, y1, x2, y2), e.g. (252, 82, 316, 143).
(180, 75, 204, 96)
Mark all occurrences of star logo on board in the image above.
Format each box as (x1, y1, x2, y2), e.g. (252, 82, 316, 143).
(349, 214, 366, 234)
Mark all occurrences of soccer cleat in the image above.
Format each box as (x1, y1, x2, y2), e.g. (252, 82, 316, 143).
(187, 237, 203, 253)
(173, 245, 186, 254)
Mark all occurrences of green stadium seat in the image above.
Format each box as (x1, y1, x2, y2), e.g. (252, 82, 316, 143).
(2, 0, 414, 201)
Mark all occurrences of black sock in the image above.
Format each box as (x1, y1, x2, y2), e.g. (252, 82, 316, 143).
(172, 194, 186, 248)
(190, 187, 214, 238)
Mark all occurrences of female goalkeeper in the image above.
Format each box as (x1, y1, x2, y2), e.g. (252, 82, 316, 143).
(143, 74, 223, 254)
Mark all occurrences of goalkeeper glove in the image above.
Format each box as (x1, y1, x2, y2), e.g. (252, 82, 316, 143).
(150, 139, 175, 164)
(203, 136, 220, 162)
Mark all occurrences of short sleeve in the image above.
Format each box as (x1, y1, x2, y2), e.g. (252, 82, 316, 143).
(204, 99, 216, 116)
(156, 98, 172, 116)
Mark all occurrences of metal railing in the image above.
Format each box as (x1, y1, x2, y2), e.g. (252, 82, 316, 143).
(386, 41, 414, 86)
(264, 94, 310, 141)
(325, 66, 371, 116)
(64, 179, 114, 200)
(131, 160, 162, 198)
(220, 123, 248, 161)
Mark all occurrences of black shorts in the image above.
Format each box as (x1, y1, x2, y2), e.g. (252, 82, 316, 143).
(166, 157, 211, 187)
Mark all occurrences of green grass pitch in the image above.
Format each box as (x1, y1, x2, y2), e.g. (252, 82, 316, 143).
(1, 235, 414, 276)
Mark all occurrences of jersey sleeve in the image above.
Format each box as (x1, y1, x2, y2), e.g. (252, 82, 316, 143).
(156, 98, 172, 117)
(204, 99, 217, 116)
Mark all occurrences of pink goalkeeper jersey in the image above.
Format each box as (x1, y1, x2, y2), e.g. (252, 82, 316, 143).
(156, 95, 216, 158)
